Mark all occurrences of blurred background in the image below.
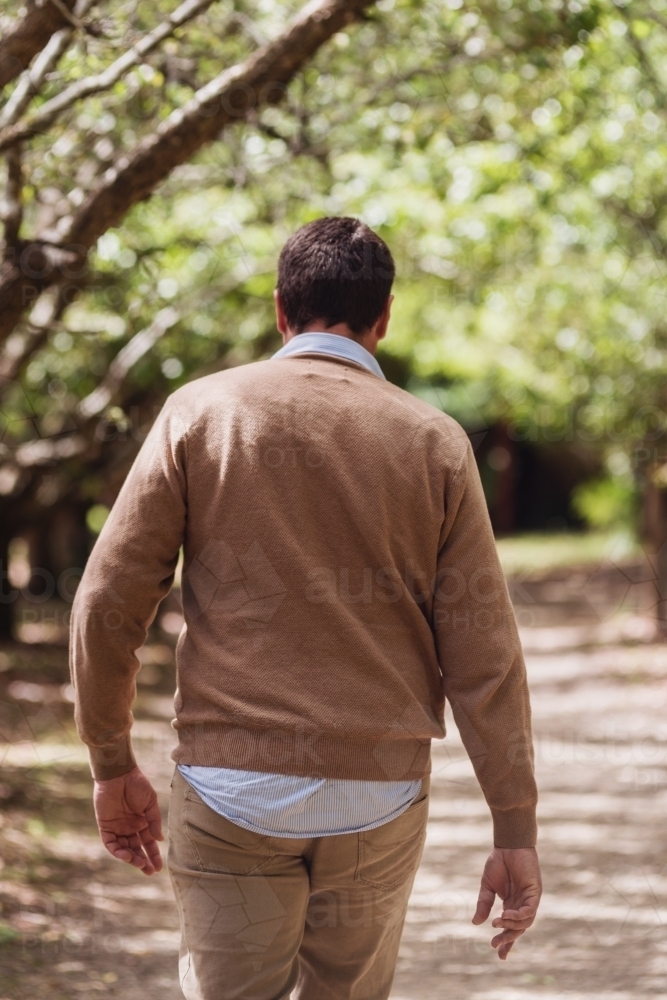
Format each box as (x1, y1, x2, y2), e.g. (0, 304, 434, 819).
(1, 0, 667, 996)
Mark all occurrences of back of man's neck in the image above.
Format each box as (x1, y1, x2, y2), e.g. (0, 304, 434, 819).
(298, 322, 360, 340)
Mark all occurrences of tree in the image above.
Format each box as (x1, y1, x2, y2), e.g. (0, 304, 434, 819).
(0, 0, 624, 639)
(0, 0, 375, 342)
(0, 0, 378, 637)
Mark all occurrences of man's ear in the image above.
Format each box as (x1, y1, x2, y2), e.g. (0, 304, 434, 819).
(375, 294, 393, 342)
(274, 289, 288, 337)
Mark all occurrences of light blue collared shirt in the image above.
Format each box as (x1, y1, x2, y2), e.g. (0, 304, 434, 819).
(178, 332, 421, 837)
(271, 330, 386, 380)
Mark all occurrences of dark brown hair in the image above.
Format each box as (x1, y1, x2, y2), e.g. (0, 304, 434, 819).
(277, 216, 395, 336)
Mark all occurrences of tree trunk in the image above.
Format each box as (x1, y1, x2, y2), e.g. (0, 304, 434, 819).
(0, 0, 77, 89)
(0, 0, 374, 343)
(0, 530, 15, 642)
(641, 475, 667, 638)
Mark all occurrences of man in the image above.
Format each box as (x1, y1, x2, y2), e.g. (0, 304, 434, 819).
(71, 217, 541, 1000)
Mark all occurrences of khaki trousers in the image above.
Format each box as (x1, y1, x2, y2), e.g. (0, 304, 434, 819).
(167, 768, 429, 1000)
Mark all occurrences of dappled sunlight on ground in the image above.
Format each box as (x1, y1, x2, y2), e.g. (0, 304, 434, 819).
(392, 563, 667, 999)
(0, 555, 666, 998)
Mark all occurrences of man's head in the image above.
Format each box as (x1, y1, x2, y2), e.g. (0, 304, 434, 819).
(275, 217, 395, 352)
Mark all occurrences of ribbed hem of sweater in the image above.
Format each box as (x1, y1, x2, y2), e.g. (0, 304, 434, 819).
(88, 734, 138, 780)
(491, 805, 538, 849)
(171, 724, 432, 782)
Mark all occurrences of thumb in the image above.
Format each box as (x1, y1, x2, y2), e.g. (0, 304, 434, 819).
(472, 883, 495, 925)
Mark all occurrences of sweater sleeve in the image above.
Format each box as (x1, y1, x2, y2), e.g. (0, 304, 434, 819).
(70, 396, 188, 780)
(434, 439, 538, 848)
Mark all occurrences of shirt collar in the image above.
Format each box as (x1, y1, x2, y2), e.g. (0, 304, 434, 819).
(272, 331, 386, 381)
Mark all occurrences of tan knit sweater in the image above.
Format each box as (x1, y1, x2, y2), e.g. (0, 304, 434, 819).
(70, 352, 537, 848)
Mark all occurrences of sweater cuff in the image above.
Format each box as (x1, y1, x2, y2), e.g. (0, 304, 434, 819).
(88, 734, 138, 781)
(491, 805, 537, 849)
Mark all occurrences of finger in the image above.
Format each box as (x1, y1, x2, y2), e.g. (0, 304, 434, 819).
(102, 835, 148, 869)
(120, 848, 149, 870)
(472, 883, 495, 925)
(138, 855, 157, 875)
(142, 842, 163, 872)
(491, 912, 534, 930)
(131, 845, 156, 874)
(132, 834, 160, 875)
(126, 835, 156, 872)
(492, 928, 524, 952)
(142, 855, 161, 874)
(498, 939, 515, 961)
(498, 930, 522, 961)
(492, 914, 535, 930)
(139, 830, 163, 872)
(501, 903, 538, 922)
(492, 916, 532, 930)
(127, 834, 158, 875)
(110, 846, 135, 864)
(145, 801, 164, 841)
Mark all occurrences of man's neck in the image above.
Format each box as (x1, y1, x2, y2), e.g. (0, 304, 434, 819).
(298, 322, 358, 340)
(286, 323, 376, 355)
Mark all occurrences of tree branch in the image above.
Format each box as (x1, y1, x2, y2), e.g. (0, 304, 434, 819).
(619, 7, 667, 111)
(77, 307, 179, 418)
(0, 29, 71, 131)
(0, 0, 79, 89)
(0, 0, 97, 130)
(44, 0, 87, 32)
(0, 0, 219, 148)
(1, 303, 179, 472)
(1, 146, 23, 249)
(65, 0, 372, 249)
(0, 282, 76, 381)
(0, 0, 373, 343)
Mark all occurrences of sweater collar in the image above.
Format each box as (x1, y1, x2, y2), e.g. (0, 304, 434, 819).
(272, 332, 386, 381)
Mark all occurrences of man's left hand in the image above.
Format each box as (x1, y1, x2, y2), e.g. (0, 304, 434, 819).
(472, 846, 542, 959)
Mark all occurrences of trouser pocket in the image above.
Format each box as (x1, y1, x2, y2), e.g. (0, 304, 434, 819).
(355, 787, 429, 891)
(183, 795, 276, 874)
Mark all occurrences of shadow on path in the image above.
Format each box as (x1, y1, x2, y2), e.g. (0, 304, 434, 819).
(1, 562, 665, 999)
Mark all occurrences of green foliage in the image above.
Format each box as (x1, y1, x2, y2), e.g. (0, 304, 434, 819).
(85, 504, 110, 535)
(3, 0, 667, 518)
(495, 528, 639, 575)
(0, 921, 18, 945)
(571, 475, 637, 529)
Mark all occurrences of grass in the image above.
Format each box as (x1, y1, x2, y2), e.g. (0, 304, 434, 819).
(495, 529, 641, 577)
(0, 921, 18, 945)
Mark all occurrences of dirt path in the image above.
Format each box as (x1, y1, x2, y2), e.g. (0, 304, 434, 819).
(1, 565, 666, 999)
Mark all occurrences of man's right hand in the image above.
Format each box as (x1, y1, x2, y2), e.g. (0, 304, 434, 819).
(472, 847, 542, 959)
(93, 767, 164, 876)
